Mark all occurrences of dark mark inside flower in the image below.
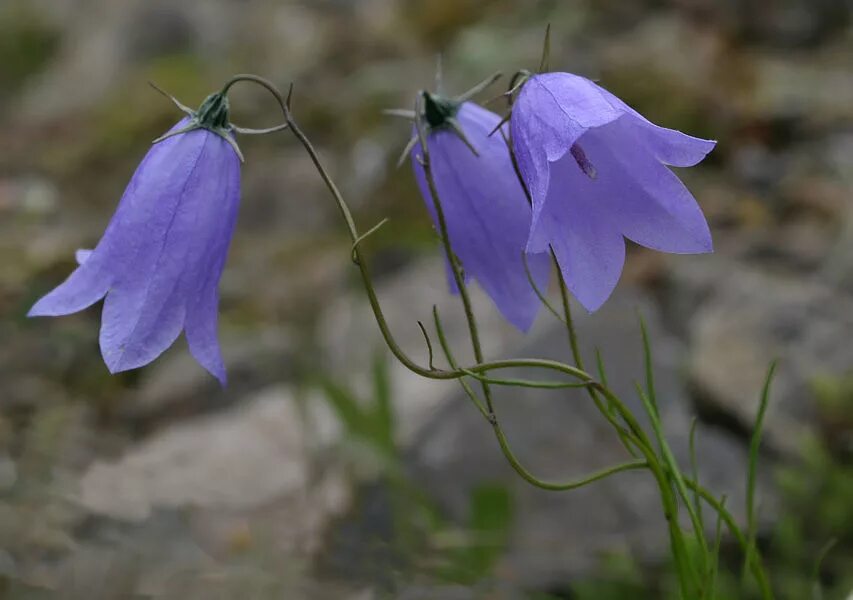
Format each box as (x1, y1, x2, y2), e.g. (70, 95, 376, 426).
(570, 143, 597, 180)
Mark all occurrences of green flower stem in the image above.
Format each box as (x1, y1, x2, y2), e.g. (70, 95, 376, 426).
(432, 306, 646, 490)
(228, 73, 773, 598)
(225, 75, 593, 386)
(555, 265, 639, 459)
(459, 369, 593, 390)
(412, 93, 494, 414)
(431, 306, 489, 421)
(413, 93, 654, 498)
(502, 92, 704, 593)
(593, 385, 701, 595)
(686, 479, 773, 600)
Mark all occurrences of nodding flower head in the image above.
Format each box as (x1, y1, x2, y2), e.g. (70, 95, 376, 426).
(405, 86, 550, 332)
(28, 89, 245, 385)
(510, 71, 715, 312)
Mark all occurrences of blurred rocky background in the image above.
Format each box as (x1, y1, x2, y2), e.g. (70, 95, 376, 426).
(1, 0, 852, 598)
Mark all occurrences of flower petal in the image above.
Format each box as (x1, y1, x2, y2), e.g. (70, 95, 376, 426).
(27, 261, 110, 316)
(100, 128, 239, 374)
(535, 150, 626, 312)
(627, 118, 716, 167)
(185, 146, 241, 386)
(186, 288, 227, 385)
(511, 73, 627, 240)
(413, 102, 548, 331)
(581, 117, 713, 254)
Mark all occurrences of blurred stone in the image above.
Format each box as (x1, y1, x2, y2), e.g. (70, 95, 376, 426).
(709, 0, 850, 47)
(685, 261, 853, 456)
(0, 176, 58, 216)
(121, 4, 195, 61)
(746, 50, 853, 127)
(118, 326, 295, 432)
(0, 454, 17, 491)
(78, 385, 343, 522)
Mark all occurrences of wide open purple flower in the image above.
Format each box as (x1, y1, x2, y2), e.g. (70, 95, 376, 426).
(511, 72, 715, 312)
(29, 94, 242, 384)
(410, 93, 550, 331)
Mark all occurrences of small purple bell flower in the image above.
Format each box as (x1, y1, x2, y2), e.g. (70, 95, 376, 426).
(29, 91, 244, 384)
(409, 90, 551, 331)
(511, 72, 716, 312)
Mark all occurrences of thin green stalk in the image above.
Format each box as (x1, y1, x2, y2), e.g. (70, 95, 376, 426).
(637, 386, 709, 572)
(258, 75, 606, 391)
(416, 104, 650, 496)
(593, 383, 702, 595)
(242, 73, 772, 597)
(689, 418, 704, 530)
(708, 494, 727, 598)
(744, 361, 778, 578)
(811, 538, 837, 600)
(459, 369, 594, 390)
(638, 315, 660, 418)
(431, 306, 489, 420)
(433, 307, 644, 490)
(413, 94, 490, 401)
(522, 252, 564, 323)
(555, 266, 638, 458)
(686, 479, 774, 599)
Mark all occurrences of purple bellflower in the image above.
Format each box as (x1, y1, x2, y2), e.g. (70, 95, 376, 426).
(28, 91, 245, 384)
(409, 91, 550, 331)
(511, 72, 715, 312)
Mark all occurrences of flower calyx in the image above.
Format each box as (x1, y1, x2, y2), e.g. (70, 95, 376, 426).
(148, 84, 245, 162)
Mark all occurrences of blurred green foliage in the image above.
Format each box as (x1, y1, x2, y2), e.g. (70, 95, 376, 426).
(317, 355, 515, 590)
(565, 374, 853, 600)
(0, 4, 59, 96)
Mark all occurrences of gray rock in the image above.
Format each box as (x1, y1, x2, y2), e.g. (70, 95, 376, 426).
(77, 385, 345, 524)
(687, 263, 853, 456)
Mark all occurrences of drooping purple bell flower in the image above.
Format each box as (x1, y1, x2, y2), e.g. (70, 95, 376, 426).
(511, 72, 715, 312)
(410, 92, 550, 331)
(29, 92, 243, 384)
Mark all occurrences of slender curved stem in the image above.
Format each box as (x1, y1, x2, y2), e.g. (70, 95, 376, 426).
(222, 75, 455, 378)
(431, 305, 489, 420)
(459, 369, 593, 390)
(223, 73, 773, 597)
(433, 306, 645, 490)
(413, 93, 494, 415)
(221, 76, 614, 390)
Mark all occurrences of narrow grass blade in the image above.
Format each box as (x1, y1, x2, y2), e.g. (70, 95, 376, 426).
(638, 314, 659, 418)
(744, 361, 778, 577)
(637, 385, 709, 567)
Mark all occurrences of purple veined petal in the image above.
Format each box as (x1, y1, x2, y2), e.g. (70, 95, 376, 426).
(545, 75, 717, 168)
(185, 144, 241, 385)
(535, 148, 627, 312)
(100, 128, 239, 375)
(27, 261, 111, 317)
(625, 117, 716, 167)
(577, 116, 713, 254)
(27, 119, 197, 320)
(511, 72, 628, 240)
(412, 102, 549, 331)
(186, 286, 227, 385)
